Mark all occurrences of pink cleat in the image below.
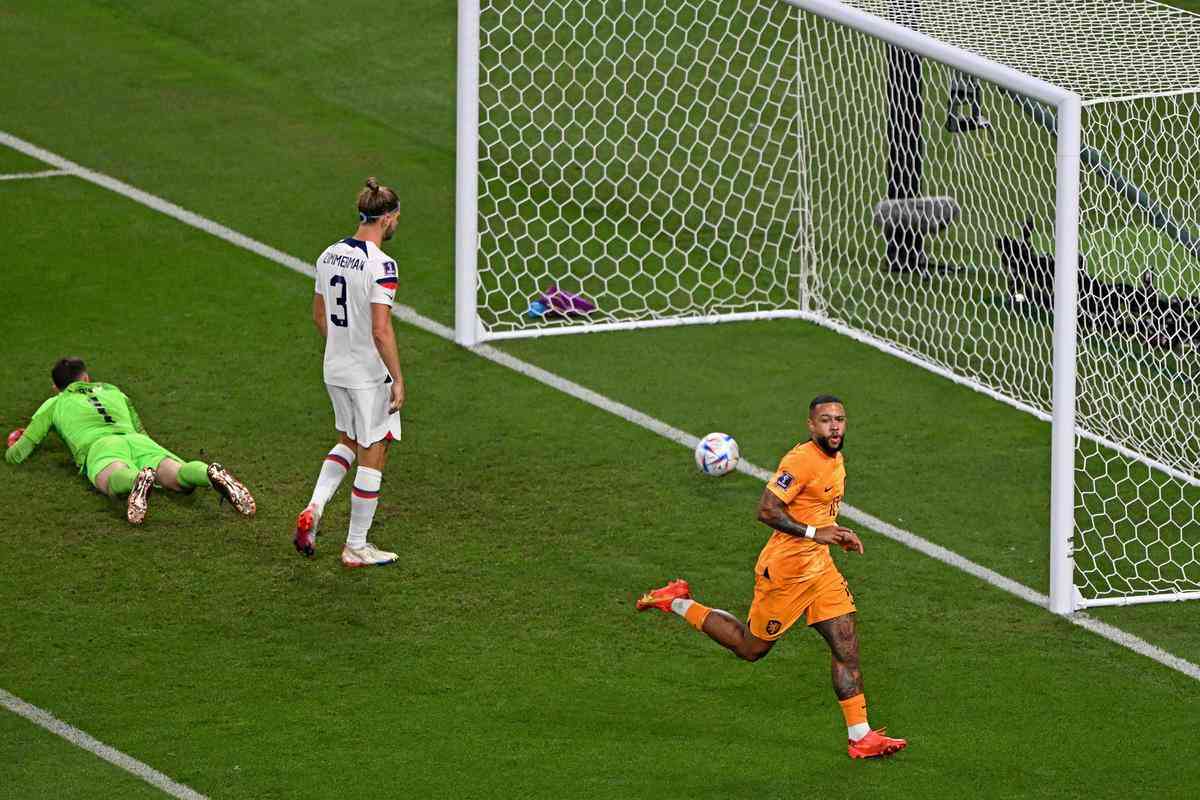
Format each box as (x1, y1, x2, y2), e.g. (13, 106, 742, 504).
(848, 728, 907, 759)
(294, 504, 318, 557)
(635, 578, 691, 612)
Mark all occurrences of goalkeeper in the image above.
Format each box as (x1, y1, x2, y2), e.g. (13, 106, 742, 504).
(5, 357, 256, 525)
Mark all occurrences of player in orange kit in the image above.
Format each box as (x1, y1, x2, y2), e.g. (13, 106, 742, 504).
(637, 395, 907, 759)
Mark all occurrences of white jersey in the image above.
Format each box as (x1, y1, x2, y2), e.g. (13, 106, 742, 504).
(314, 237, 398, 389)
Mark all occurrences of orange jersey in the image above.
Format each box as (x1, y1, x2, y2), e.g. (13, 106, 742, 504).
(755, 440, 846, 582)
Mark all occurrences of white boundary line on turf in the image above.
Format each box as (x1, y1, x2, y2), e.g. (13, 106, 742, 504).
(0, 168, 70, 181)
(0, 689, 208, 800)
(0, 117, 1194, 706)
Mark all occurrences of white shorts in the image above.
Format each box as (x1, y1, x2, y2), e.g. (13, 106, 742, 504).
(326, 382, 402, 448)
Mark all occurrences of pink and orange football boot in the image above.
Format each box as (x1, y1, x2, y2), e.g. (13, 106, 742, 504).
(847, 728, 907, 759)
(636, 579, 692, 612)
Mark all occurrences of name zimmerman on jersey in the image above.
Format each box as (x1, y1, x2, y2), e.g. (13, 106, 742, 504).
(321, 252, 366, 271)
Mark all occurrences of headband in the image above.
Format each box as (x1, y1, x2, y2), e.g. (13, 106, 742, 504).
(358, 202, 400, 223)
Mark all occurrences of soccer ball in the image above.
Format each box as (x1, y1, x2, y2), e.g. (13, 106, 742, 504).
(694, 432, 739, 476)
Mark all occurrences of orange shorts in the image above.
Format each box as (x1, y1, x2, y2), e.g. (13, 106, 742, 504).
(748, 566, 856, 641)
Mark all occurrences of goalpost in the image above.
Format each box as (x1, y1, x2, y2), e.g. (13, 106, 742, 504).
(456, 0, 1200, 613)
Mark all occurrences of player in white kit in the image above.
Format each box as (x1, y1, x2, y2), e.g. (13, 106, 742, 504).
(294, 177, 406, 567)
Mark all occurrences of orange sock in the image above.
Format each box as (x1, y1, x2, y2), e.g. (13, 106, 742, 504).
(683, 601, 713, 631)
(838, 693, 868, 729)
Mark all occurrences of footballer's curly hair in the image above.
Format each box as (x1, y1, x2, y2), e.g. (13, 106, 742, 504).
(357, 177, 400, 223)
(52, 357, 87, 390)
(808, 394, 844, 416)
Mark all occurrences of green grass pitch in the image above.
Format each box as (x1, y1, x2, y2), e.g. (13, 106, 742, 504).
(2, 2, 1200, 799)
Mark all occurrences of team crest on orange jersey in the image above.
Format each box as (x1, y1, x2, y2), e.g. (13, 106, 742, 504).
(766, 619, 782, 635)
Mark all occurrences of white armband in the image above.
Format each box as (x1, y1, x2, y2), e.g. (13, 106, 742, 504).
(804, 525, 817, 539)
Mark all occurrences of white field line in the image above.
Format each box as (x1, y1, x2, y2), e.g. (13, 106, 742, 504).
(0, 117, 1193, 717)
(0, 168, 70, 181)
(0, 689, 208, 800)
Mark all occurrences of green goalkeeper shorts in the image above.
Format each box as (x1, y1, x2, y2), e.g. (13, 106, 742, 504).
(85, 433, 182, 487)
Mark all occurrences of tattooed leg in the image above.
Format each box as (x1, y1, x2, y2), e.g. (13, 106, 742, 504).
(812, 612, 863, 699)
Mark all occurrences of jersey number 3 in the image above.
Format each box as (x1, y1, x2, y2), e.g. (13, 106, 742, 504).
(329, 275, 349, 328)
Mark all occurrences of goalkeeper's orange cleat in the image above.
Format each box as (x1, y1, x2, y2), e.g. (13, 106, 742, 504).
(847, 728, 907, 759)
(636, 578, 691, 612)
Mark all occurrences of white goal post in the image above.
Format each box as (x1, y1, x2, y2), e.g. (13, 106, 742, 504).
(456, 0, 1200, 613)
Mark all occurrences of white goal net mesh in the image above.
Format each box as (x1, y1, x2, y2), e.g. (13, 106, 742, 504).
(476, 0, 805, 336)
(1073, 93, 1200, 601)
(848, 0, 1200, 102)
(799, 13, 1059, 413)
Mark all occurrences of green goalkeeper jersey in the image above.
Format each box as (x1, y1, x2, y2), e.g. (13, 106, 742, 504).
(5, 381, 144, 471)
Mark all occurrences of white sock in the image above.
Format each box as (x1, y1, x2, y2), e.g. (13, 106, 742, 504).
(309, 443, 355, 513)
(848, 722, 871, 741)
(347, 466, 382, 549)
(670, 598, 694, 617)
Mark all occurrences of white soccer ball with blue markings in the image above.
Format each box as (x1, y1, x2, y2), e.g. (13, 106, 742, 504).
(694, 432, 739, 477)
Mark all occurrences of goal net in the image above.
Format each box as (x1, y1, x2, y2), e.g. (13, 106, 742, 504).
(811, 0, 1200, 609)
(462, 0, 807, 341)
(457, 0, 1200, 610)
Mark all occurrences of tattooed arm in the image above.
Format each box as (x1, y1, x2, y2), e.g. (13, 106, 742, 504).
(756, 488, 864, 553)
